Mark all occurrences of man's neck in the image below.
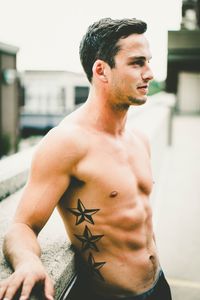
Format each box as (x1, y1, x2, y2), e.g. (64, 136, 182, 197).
(82, 93, 129, 136)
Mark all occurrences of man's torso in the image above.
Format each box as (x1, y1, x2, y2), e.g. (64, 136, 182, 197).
(56, 118, 160, 297)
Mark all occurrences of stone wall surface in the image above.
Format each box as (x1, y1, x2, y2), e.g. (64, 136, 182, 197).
(0, 147, 35, 200)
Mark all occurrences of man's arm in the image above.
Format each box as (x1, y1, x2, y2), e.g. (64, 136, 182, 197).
(0, 127, 81, 300)
(2, 223, 53, 300)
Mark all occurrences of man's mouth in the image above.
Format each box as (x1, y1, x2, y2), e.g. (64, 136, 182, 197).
(137, 85, 149, 94)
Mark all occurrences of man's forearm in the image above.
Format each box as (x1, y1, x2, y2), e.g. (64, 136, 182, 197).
(1, 223, 54, 300)
(3, 222, 42, 270)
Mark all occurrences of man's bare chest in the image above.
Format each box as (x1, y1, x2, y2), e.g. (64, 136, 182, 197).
(74, 136, 153, 198)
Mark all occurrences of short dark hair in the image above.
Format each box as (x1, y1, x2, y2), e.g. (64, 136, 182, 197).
(79, 17, 147, 82)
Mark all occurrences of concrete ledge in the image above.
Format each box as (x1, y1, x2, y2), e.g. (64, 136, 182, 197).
(0, 147, 35, 201)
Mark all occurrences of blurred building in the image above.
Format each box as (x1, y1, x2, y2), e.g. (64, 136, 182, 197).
(19, 70, 89, 136)
(166, 0, 200, 114)
(0, 42, 19, 158)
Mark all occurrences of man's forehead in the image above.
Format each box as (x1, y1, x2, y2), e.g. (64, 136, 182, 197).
(117, 34, 151, 52)
(127, 55, 152, 61)
(118, 33, 149, 45)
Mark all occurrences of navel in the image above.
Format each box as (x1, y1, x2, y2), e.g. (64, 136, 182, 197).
(109, 191, 118, 198)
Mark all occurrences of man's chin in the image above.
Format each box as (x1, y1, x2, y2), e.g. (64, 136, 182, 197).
(128, 96, 147, 105)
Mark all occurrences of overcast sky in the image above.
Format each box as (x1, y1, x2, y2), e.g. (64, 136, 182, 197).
(0, 0, 182, 80)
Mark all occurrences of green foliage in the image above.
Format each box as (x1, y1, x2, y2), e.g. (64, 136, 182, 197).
(148, 80, 165, 96)
(0, 133, 11, 157)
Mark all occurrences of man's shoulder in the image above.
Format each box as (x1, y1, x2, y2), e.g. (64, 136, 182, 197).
(34, 121, 89, 165)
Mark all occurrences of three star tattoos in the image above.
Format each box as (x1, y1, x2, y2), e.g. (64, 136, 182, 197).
(67, 199, 106, 281)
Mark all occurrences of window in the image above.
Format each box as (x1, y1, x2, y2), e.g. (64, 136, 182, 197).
(75, 86, 89, 105)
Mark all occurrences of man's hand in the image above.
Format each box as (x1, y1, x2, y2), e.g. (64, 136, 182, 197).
(0, 262, 54, 300)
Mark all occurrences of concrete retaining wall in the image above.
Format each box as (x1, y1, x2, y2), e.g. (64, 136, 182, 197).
(0, 147, 35, 201)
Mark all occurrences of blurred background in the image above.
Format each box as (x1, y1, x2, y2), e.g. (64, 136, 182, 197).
(0, 0, 184, 155)
(0, 1, 200, 299)
(0, 0, 199, 156)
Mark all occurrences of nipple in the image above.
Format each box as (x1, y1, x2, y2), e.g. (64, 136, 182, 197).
(109, 191, 118, 198)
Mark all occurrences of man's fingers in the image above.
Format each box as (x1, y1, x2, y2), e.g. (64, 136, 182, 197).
(0, 270, 53, 300)
(0, 276, 22, 300)
(0, 282, 7, 299)
(19, 277, 36, 300)
(44, 275, 54, 300)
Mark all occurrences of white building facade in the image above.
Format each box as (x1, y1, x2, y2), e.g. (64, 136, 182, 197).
(19, 70, 90, 132)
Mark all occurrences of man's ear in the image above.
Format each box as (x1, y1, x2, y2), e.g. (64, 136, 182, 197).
(92, 60, 108, 82)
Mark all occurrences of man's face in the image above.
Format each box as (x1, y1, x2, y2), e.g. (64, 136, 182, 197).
(107, 33, 154, 107)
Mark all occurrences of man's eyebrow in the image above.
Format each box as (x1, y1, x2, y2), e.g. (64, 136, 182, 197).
(128, 56, 152, 61)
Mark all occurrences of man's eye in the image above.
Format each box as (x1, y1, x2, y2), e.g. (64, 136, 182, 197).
(133, 60, 144, 66)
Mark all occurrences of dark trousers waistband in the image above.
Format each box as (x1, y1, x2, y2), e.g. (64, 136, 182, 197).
(64, 270, 172, 300)
(101, 271, 172, 300)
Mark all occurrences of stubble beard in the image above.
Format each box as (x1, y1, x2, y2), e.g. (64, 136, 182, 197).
(128, 96, 147, 106)
(112, 95, 147, 111)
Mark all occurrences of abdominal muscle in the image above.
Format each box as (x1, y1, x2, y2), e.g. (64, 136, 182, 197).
(61, 194, 160, 297)
(86, 219, 159, 296)
(90, 238, 160, 297)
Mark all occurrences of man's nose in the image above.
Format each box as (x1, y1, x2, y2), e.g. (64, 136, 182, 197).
(142, 65, 154, 82)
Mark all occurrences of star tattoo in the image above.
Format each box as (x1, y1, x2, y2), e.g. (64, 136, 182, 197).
(87, 252, 106, 281)
(67, 199, 100, 225)
(74, 225, 104, 252)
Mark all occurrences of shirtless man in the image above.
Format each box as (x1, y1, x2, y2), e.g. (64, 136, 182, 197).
(0, 18, 172, 300)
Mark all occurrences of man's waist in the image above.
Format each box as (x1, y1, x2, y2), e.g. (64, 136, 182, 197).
(89, 267, 163, 299)
(76, 251, 161, 297)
